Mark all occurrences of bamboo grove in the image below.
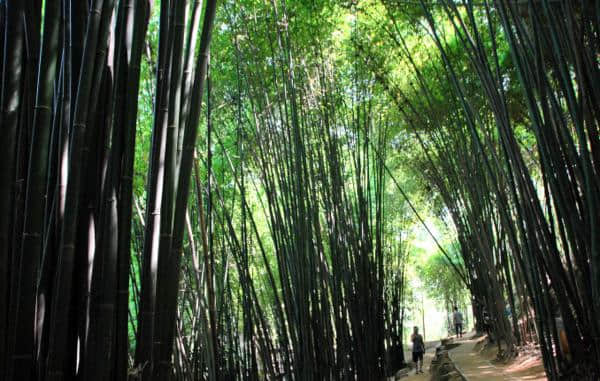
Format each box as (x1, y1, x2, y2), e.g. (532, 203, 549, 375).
(355, 0, 600, 379)
(0, 0, 217, 379)
(1, 0, 599, 380)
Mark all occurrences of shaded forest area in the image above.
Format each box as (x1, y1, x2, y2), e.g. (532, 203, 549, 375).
(0, 0, 598, 380)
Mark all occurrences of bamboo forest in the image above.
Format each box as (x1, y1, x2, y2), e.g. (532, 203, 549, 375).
(0, 0, 599, 380)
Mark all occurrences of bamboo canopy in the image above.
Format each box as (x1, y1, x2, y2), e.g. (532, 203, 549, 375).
(0, 0, 598, 380)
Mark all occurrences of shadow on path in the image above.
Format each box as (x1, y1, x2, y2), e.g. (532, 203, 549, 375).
(448, 333, 546, 381)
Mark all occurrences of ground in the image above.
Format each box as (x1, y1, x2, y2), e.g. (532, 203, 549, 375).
(401, 332, 546, 381)
(399, 340, 439, 381)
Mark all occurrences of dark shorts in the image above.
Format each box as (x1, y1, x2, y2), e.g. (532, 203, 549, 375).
(412, 351, 424, 363)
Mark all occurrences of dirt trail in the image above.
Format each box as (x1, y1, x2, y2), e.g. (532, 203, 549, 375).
(402, 341, 438, 381)
(448, 334, 547, 381)
(399, 333, 546, 380)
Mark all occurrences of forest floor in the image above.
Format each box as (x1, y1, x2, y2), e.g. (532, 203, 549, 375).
(400, 333, 547, 381)
(448, 333, 547, 381)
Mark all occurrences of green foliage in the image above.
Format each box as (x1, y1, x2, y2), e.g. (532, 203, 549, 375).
(418, 245, 467, 305)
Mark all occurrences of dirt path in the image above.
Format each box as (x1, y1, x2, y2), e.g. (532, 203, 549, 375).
(448, 334, 547, 381)
(403, 341, 438, 380)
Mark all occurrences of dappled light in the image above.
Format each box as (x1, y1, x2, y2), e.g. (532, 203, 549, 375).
(0, 0, 598, 380)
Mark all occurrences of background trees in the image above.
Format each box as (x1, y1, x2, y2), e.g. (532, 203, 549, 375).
(1, 0, 598, 380)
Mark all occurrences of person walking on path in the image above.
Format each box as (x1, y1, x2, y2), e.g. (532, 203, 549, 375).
(411, 326, 425, 374)
(453, 306, 463, 338)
